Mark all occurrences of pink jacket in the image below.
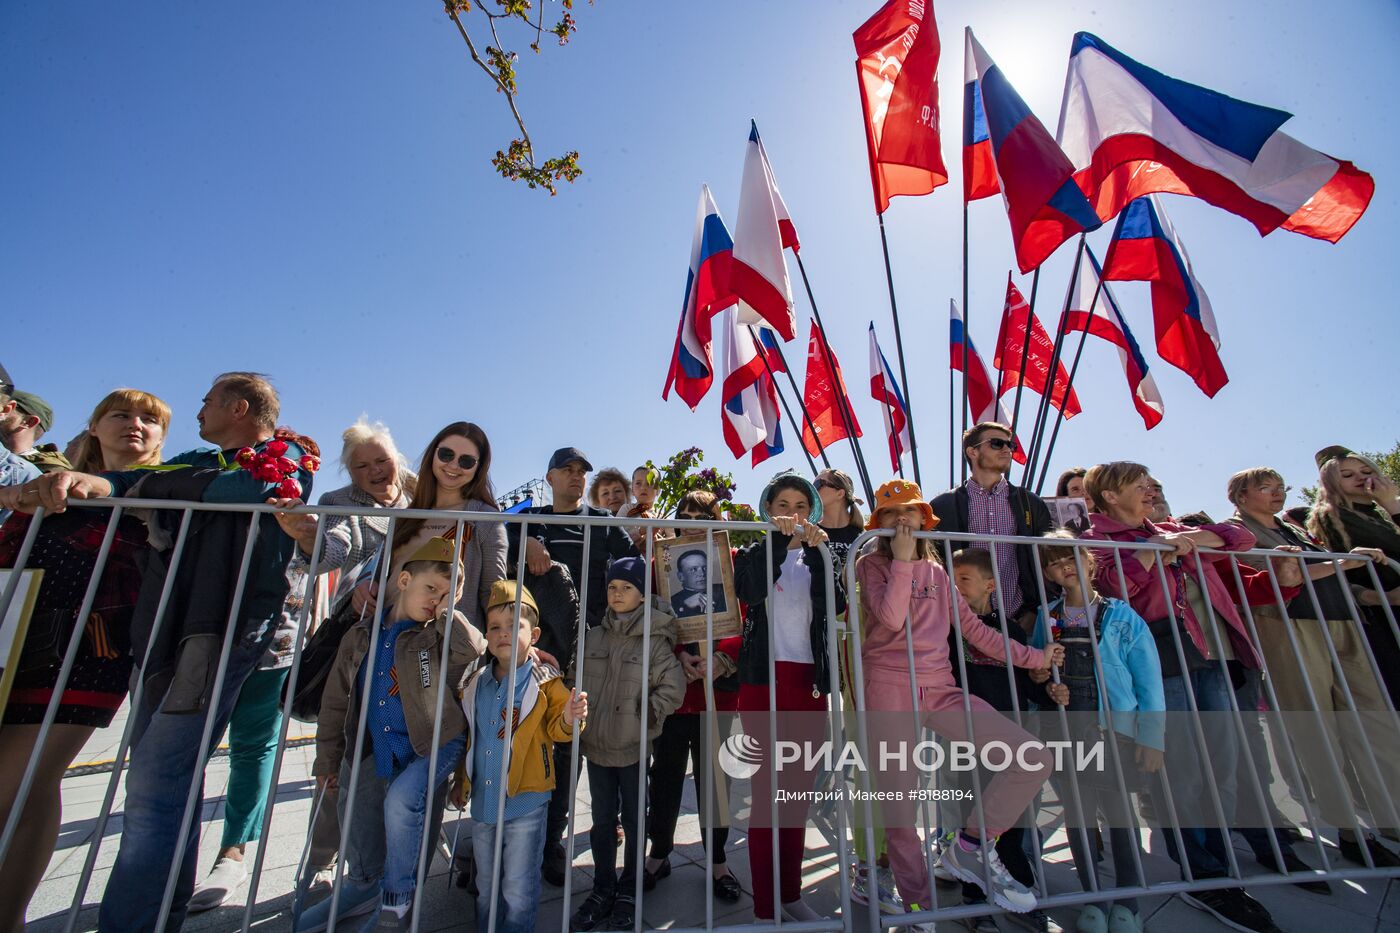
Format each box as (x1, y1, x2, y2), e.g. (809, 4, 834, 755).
(1081, 513, 1261, 669)
(857, 553, 1041, 688)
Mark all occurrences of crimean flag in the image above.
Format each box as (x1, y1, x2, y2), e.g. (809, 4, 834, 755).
(800, 320, 862, 457)
(1058, 32, 1373, 242)
(1063, 248, 1164, 429)
(853, 0, 948, 214)
(992, 273, 1082, 417)
(1101, 194, 1227, 397)
(949, 299, 1026, 463)
(663, 185, 738, 409)
(868, 323, 910, 471)
(964, 29, 1102, 272)
(720, 308, 785, 464)
(731, 122, 797, 341)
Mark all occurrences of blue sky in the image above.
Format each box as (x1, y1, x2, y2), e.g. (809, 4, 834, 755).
(3, 1, 1396, 518)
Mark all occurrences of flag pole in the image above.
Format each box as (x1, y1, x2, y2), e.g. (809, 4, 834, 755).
(749, 325, 822, 476)
(1033, 276, 1103, 494)
(793, 255, 877, 502)
(1005, 268, 1041, 434)
(1021, 236, 1086, 485)
(765, 336, 834, 472)
(959, 203, 970, 483)
(876, 212, 923, 488)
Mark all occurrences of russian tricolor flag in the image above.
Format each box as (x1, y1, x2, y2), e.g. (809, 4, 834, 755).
(1063, 248, 1165, 429)
(1102, 195, 1226, 398)
(730, 121, 798, 342)
(663, 186, 738, 410)
(950, 300, 1025, 463)
(868, 323, 910, 472)
(721, 307, 785, 465)
(1057, 32, 1373, 243)
(964, 29, 1102, 273)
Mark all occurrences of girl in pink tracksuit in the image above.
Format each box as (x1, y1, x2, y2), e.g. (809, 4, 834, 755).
(857, 480, 1062, 917)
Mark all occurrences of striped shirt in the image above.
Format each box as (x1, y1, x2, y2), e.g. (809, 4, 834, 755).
(966, 477, 1023, 615)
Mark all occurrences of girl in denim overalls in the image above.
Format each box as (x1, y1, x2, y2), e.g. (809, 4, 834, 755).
(1030, 531, 1165, 933)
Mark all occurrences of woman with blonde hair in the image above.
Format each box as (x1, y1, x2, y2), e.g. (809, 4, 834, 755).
(1227, 464, 1400, 867)
(1308, 445, 1400, 705)
(0, 387, 170, 930)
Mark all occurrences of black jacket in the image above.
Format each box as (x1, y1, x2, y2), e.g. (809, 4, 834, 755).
(734, 532, 846, 696)
(522, 560, 582, 676)
(930, 481, 1054, 617)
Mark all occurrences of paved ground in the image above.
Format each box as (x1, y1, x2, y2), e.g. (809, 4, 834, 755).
(26, 705, 1400, 932)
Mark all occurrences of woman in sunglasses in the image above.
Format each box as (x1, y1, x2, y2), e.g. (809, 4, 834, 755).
(374, 422, 507, 622)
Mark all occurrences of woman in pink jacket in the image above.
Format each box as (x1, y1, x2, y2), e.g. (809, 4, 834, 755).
(856, 480, 1061, 920)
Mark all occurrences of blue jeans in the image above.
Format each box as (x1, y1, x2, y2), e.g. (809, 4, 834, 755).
(99, 628, 271, 933)
(1159, 665, 1236, 879)
(381, 735, 467, 905)
(472, 802, 548, 933)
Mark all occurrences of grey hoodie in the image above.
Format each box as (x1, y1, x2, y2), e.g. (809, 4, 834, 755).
(571, 600, 686, 767)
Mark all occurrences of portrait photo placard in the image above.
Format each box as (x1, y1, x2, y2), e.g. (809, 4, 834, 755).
(656, 531, 740, 643)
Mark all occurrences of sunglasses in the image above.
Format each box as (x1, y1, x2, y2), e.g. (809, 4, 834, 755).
(975, 438, 1015, 451)
(435, 447, 479, 471)
(813, 478, 841, 491)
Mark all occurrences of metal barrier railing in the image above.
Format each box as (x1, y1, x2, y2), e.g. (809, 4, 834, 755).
(2, 500, 1399, 932)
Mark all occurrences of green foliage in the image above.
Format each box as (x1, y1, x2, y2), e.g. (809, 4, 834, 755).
(441, 0, 587, 195)
(1300, 440, 1400, 504)
(643, 448, 766, 545)
(491, 139, 581, 193)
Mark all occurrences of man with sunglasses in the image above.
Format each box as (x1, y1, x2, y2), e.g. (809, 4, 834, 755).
(0, 365, 42, 523)
(930, 422, 1054, 633)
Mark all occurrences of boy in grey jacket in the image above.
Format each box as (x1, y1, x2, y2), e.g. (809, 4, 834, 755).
(568, 556, 685, 932)
(305, 537, 485, 933)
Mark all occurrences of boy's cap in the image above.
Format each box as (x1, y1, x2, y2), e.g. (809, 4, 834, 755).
(606, 556, 647, 593)
(865, 479, 938, 531)
(548, 447, 593, 472)
(11, 391, 53, 433)
(485, 580, 538, 615)
(404, 536, 462, 567)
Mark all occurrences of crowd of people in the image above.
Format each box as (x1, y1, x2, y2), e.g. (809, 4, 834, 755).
(0, 368, 1398, 933)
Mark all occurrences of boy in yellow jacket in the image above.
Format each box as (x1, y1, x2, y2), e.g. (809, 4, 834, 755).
(458, 580, 587, 933)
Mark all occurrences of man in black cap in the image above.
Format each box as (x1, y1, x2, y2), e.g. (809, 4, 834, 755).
(509, 446, 638, 629)
(505, 446, 637, 886)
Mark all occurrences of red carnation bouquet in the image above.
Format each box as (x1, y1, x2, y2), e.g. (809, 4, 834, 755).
(231, 427, 321, 499)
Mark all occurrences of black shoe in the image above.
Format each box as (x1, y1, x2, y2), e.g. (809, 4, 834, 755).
(1180, 888, 1280, 933)
(543, 841, 567, 887)
(642, 858, 670, 892)
(605, 897, 635, 931)
(1339, 833, 1400, 868)
(570, 892, 615, 932)
(1257, 850, 1331, 895)
(454, 853, 479, 895)
(712, 871, 742, 904)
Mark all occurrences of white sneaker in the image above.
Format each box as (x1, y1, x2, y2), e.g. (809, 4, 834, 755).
(938, 838, 1036, 914)
(904, 903, 938, 933)
(929, 831, 958, 883)
(187, 857, 247, 913)
(849, 862, 904, 913)
(781, 899, 826, 923)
